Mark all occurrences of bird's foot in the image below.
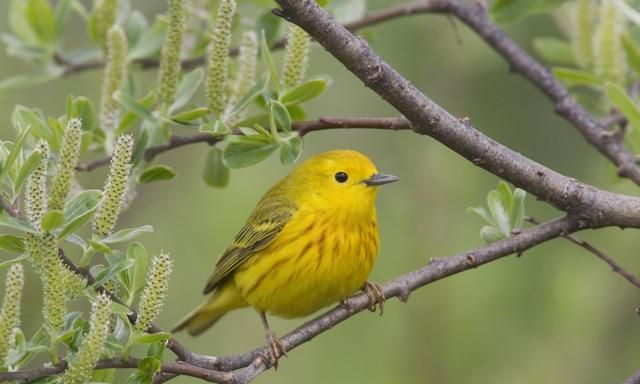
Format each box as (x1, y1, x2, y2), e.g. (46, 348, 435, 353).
(362, 281, 385, 315)
(263, 330, 287, 370)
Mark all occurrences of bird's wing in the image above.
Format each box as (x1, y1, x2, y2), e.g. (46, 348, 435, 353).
(203, 195, 297, 294)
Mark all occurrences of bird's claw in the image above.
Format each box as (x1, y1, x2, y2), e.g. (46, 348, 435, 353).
(264, 330, 287, 370)
(362, 281, 385, 315)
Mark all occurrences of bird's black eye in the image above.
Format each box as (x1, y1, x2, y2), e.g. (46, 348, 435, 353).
(334, 172, 348, 183)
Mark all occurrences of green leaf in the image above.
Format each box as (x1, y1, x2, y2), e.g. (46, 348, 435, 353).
(92, 258, 135, 289)
(279, 135, 303, 165)
(169, 68, 204, 114)
(41, 210, 64, 231)
(14, 144, 42, 196)
(260, 32, 281, 93)
(225, 73, 270, 120)
(127, 242, 148, 303)
(70, 96, 97, 133)
(532, 37, 576, 66)
(88, 239, 112, 253)
(269, 100, 292, 133)
(114, 91, 157, 122)
(137, 357, 161, 375)
(0, 235, 25, 253)
(223, 139, 279, 168)
(102, 225, 154, 244)
(511, 188, 526, 230)
(487, 190, 510, 236)
(127, 18, 167, 61)
(172, 107, 210, 122)
(134, 332, 172, 345)
(280, 78, 329, 106)
(64, 190, 103, 222)
(58, 207, 98, 241)
(138, 165, 176, 183)
(110, 301, 132, 316)
(622, 34, 640, 77)
(468, 206, 496, 226)
(0, 212, 36, 233)
(118, 91, 157, 134)
(9, 0, 40, 45)
(0, 124, 32, 181)
(12, 105, 53, 143)
(552, 67, 603, 88)
(497, 181, 513, 212)
(199, 120, 230, 135)
(202, 147, 230, 187)
(25, 0, 56, 44)
(480, 225, 505, 243)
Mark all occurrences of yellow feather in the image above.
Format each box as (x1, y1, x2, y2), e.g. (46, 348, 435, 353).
(173, 150, 395, 335)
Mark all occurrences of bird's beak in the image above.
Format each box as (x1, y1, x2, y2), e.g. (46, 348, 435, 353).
(364, 173, 399, 186)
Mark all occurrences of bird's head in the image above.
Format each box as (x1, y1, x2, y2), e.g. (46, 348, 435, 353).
(286, 149, 398, 215)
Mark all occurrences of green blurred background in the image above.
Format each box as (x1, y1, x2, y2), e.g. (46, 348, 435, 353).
(2, 1, 640, 383)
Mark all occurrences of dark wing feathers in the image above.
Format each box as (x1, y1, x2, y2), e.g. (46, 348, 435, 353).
(203, 196, 296, 294)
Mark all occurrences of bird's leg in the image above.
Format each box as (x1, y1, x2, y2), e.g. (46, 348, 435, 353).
(258, 310, 287, 369)
(362, 281, 385, 315)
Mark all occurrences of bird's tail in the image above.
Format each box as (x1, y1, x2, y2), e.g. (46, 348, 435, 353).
(171, 281, 248, 336)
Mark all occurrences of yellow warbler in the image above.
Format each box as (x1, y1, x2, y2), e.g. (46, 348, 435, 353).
(172, 150, 398, 366)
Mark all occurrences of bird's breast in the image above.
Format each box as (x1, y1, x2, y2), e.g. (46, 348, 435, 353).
(234, 208, 379, 318)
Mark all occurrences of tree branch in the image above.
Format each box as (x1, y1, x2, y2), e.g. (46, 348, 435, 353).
(74, 117, 411, 172)
(188, 216, 577, 380)
(274, 0, 640, 229)
(0, 358, 233, 383)
(527, 216, 640, 289)
(440, 0, 640, 185)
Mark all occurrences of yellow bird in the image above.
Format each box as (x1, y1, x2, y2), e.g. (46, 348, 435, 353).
(172, 150, 398, 366)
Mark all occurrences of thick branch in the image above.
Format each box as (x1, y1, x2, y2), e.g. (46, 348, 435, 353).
(441, 0, 640, 185)
(75, 117, 411, 172)
(274, 0, 640, 229)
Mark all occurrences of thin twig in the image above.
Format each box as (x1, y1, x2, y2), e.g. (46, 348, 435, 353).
(0, 358, 233, 383)
(527, 216, 640, 289)
(75, 117, 411, 172)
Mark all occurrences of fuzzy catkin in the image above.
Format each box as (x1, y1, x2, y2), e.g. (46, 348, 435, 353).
(282, 25, 311, 89)
(93, 135, 134, 238)
(49, 118, 82, 211)
(38, 232, 68, 335)
(135, 253, 173, 332)
(0, 264, 24, 369)
(568, 0, 596, 70)
(206, 0, 236, 116)
(61, 294, 111, 384)
(225, 30, 258, 122)
(90, 0, 118, 49)
(594, 0, 627, 85)
(24, 140, 49, 229)
(100, 26, 127, 138)
(158, 0, 186, 105)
